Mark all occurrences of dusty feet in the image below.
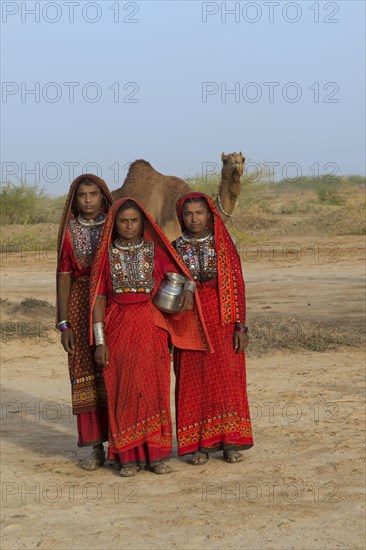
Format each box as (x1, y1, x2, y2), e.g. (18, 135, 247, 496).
(223, 450, 243, 463)
(149, 462, 172, 475)
(79, 445, 106, 471)
(191, 452, 209, 465)
(120, 465, 141, 477)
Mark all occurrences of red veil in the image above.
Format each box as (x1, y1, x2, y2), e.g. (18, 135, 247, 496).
(56, 174, 113, 325)
(89, 198, 212, 352)
(176, 192, 246, 325)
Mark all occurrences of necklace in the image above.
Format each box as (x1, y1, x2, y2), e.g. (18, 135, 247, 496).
(176, 231, 217, 282)
(109, 241, 154, 294)
(182, 229, 212, 244)
(216, 194, 238, 218)
(114, 237, 144, 251)
(77, 213, 105, 228)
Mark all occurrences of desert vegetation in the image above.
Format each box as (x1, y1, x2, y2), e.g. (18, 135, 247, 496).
(1, 172, 365, 354)
(1, 173, 365, 251)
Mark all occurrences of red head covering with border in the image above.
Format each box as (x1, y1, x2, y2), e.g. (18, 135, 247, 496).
(176, 192, 246, 325)
(56, 174, 113, 325)
(90, 197, 212, 352)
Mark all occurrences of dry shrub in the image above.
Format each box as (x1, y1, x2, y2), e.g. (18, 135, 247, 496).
(2, 308, 364, 355)
(0, 322, 55, 343)
(19, 298, 54, 311)
(246, 314, 364, 356)
(1, 223, 58, 252)
(314, 204, 366, 235)
(1, 298, 56, 341)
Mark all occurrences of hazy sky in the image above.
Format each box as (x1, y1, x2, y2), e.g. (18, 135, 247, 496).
(1, 0, 365, 195)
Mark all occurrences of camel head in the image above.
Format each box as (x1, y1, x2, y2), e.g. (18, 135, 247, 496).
(221, 151, 245, 177)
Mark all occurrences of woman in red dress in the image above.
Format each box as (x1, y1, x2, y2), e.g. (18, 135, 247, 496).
(90, 198, 210, 477)
(173, 193, 254, 464)
(56, 174, 113, 469)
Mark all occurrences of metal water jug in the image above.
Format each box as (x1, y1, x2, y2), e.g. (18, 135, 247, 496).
(153, 272, 186, 313)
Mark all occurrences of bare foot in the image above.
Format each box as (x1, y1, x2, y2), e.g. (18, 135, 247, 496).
(191, 452, 209, 465)
(120, 465, 141, 477)
(149, 462, 172, 474)
(223, 450, 242, 463)
(79, 447, 105, 471)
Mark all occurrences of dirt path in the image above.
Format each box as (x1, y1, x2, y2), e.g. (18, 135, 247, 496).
(1, 236, 365, 549)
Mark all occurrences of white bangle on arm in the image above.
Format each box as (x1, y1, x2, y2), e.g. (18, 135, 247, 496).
(93, 322, 106, 346)
(183, 279, 196, 293)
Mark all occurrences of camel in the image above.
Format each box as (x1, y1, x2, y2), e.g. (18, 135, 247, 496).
(112, 160, 191, 240)
(112, 152, 245, 240)
(214, 152, 245, 221)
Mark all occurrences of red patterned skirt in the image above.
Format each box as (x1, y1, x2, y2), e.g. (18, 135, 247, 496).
(68, 277, 108, 446)
(174, 279, 253, 455)
(103, 300, 172, 467)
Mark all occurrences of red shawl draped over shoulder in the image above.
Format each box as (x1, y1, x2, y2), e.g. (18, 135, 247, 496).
(176, 192, 246, 325)
(56, 173, 113, 325)
(90, 198, 212, 352)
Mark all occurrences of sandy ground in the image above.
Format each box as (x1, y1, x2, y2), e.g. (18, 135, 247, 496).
(1, 235, 365, 550)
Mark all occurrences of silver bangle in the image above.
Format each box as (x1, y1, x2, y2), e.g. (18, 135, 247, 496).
(93, 322, 105, 346)
(183, 279, 196, 293)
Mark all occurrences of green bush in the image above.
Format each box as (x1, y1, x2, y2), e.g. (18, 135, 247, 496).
(0, 182, 65, 224)
(315, 182, 344, 205)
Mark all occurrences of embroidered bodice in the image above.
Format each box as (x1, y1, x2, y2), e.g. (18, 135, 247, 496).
(174, 232, 217, 282)
(68, 215, 105, 267)
(108, 240, 155, 294)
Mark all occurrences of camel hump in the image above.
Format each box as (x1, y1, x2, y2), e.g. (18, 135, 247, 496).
(129, 159, 154, 169)
(125, 160, 190, 189)
(111, 159, 191, 231)
(127, 159, 163, 177)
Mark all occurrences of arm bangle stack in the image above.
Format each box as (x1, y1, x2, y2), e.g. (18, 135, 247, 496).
(183, 279, 196, 293)
(57, 320, 71, 332)
(93, 322, 106, 346)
